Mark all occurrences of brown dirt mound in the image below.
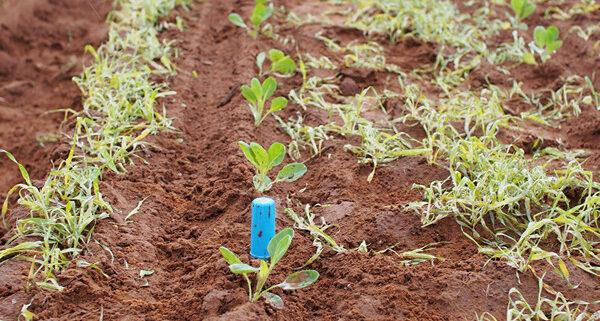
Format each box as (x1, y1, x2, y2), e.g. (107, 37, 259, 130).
(1, 0, 599, 320)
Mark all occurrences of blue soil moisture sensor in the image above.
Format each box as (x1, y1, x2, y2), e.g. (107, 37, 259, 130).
(250, 197, 276, 259)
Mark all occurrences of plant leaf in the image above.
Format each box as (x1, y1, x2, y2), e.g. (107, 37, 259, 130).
(219, 246, 241, 265)
(268, 97, 288, 113)
(239, 141, 259, 168)
(268, 228, 294, 267)
(275, 163, 307, 182)
(262, 77, 277, 101)
(278, 270, 320, 290)
(253, 174, 273, 193)
(250, 78, 263, 102)
(268, 49, 285, 62)
(250, 142, 269, 171)
(257, 260, 269, 288)
(229, 263, 259, 274)
(521, 2, 535, 20)
(534, 26, 546, 48)
(272, 57, 297, 75)
(241, 85, 257, 105)
(228, 13, 247, 29)
(268, 142, 286, 168)
(263, 292, 284, 309)
(546, 26, 559, 41)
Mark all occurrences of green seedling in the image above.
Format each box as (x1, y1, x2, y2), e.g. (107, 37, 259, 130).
(267, 49, 297, 75)
(525, 25, 563, 64)
(228, 0, 273, 39)
(511, 0, 536, 22)
(256, 49, 297, 76)
(239, 141, 307, 193)
(219, 228, 319, 308)
(241, 77, 288, 126)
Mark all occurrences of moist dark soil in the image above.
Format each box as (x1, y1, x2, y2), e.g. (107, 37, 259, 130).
(1, 0, 599, 320)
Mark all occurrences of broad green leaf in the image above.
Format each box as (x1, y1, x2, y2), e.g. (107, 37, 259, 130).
(268, 97, 288, 113)
(250, 142, 269, 170)
(268, 228, 294, 267)
(228, 13, 247, 29)
(219, 246, 241, 265)
(250, 4, 273, 27)
(241, 85, 257, 104)
(239, 141, 259, 168)
(546, 40, 562, 54)
(278, 270, 319, 290)
(546, 26, 559, 41)
(267, 142, 286, 168)
(275, 163, 307, 182)
(250, 78, 263, 102)
(253, 174, 273, 193)
(271, 57, 297, 75)
(268, 49, 285, 62)
(534, 26, 546, 48)
(521, 2, 535, 20)
(263, 292, 284, 309)
(262, 77, 277, 100)
(256, 260, 269, 288)
(229, 263, 259, 274)
(512, 0, 535, 20)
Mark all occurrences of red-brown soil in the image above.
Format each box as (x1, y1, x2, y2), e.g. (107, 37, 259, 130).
(1, 1, 599, 320)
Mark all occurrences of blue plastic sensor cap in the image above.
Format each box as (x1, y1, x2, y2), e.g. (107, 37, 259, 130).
(250, 197, 276, 259)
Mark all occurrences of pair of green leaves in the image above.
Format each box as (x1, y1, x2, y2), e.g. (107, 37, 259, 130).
(511, 0, 536, 21)
(239, 141, 307, 193)
(534, 26, 562, 54)
(524, 25, 562, 64)
(257, 49, 297, 76)
(241, 77, 288, 126)
(219, 228, 320, 308)
(228, 0, 273, 39)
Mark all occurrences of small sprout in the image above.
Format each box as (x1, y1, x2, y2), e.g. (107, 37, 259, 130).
(256, 50, 297, 76)
(228, 0, 273, 39)
(239, 141, 307, 193)
(241, 77, 288, 126)
(219, 228, 319, 308)
(267, 49, 297, 75)
(511, 0, 536, 22)
(525, 25, 563, 64)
